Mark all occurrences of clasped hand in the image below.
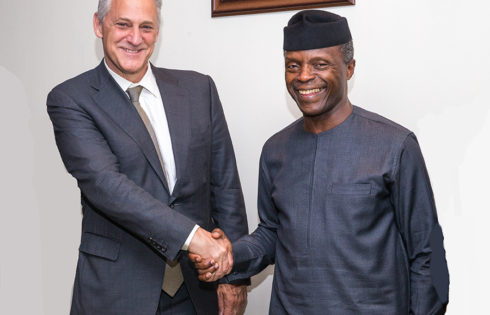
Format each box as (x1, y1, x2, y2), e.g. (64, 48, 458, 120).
(188, 228, 232, 282)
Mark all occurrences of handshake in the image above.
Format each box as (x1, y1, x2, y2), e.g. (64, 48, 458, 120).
(187, 227, 233, 282)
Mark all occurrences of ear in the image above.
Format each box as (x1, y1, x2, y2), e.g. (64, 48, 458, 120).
(346, 59, 356, 80)
(93, 13, 103, 38)
(154, 27, 159, 42)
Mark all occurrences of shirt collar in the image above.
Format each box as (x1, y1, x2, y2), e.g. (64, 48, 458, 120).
(104, 59, 160, 98)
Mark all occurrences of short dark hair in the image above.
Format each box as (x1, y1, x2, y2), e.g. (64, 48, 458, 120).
(339, 40, 354, 64)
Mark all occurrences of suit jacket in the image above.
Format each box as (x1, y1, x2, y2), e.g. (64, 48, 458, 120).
(47, 61, 249, 315)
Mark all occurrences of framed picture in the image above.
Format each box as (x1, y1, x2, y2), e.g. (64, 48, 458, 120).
(212, 0, 355, 17)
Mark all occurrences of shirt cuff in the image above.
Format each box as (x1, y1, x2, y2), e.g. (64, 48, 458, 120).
(181, 224, 200, 250)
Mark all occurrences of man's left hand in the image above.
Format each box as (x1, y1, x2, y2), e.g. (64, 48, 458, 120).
(217, 284, 247, 315)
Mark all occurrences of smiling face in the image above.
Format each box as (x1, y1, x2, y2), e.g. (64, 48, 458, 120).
(93, 0, 159, 82)
(285, 46, 355, 133)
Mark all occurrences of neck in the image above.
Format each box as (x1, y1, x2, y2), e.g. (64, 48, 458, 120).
(104, 59, 149, 83)
(303, 100, 353, 134)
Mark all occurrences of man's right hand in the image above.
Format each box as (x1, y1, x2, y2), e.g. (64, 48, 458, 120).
(188, 228, 233, 282)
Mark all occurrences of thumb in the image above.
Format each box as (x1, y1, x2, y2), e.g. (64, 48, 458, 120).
(188, 253, 201, 262)
(211, 228, 224, 239)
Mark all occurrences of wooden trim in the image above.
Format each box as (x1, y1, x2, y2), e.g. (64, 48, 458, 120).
(212, 0, 355, 17)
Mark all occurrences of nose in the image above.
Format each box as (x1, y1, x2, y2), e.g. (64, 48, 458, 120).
(127, 27, 143, 46)
(298, 65, 315, 82)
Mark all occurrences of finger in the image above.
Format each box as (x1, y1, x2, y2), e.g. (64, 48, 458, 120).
(193, 259, 218, 269)
(222, 296, 232, 315)
(188, 253, 201, 262)
(198, 274, 212, 282)
(222, 254, 233, 275)
(198, 271, 217, 282)
(211, 228, 225, 239)
(215, 261, 227, 277)
(196, 266, 217, 275)
(195, 257, 216, 266)
(218, 286, 224, 315)
(194, 262, 217, 270)
(220, 287, 236, 315)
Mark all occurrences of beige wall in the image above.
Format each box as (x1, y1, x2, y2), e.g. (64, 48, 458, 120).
(1, 0, 489, 314)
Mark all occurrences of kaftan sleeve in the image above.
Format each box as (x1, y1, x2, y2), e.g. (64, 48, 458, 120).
(391, 133, 449, 314)
(226, 150, 278, 281)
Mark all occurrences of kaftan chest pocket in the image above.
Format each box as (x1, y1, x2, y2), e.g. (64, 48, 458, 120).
(328, 183, 372, 195)
(307, 182, 384, 253)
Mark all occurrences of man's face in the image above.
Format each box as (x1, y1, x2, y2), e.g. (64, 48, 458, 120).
(285, 46, 355, 119)
(93, 0, 159, 82)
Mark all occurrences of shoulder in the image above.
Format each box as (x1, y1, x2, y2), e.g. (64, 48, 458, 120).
(152, 66, 212, 89)
(352, 106, 411, 135)
(266, 118, 302, 144)
(351, 105, 414, 145)
(261, 118, 303, 160)
(352, 106, 424, 177)
(48, 65, 100, 100)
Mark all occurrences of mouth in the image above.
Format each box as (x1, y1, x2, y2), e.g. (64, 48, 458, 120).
(296, 87, 326, 97)
(120, 47, 145, 55)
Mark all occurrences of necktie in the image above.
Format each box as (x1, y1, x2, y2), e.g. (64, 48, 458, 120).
(126, 86, 169, 184)
(126, 86, 184, 297)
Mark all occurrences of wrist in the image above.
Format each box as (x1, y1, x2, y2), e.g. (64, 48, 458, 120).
(182, 224, 200, 250)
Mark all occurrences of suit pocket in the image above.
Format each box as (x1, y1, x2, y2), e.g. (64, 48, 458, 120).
(328, 183, 372, 195)
(79, 232, 120, 261)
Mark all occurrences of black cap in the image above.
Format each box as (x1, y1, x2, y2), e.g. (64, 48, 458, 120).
(283, 10, 352, 51)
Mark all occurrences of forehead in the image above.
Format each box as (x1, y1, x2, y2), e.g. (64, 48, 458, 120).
(107, 0, 158, 21)
(285, 46, 342, 61)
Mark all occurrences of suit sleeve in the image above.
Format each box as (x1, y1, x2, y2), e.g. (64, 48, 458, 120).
(47, 87, 195, 261)
(392, 134, 449, 314)
(206, 76, 249, 243)
(227, 150, 277, 281)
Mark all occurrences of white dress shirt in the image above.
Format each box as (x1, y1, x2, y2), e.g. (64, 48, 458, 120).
(105, 61, 198, 249)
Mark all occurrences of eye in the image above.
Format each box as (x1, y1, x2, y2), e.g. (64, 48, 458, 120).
(141, 25, 154, 31)
(314, 62, 329, 69)
(116, 22, 129, 28)
(286, 63, 300, 72)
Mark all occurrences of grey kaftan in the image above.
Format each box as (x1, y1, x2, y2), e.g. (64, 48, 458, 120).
(229, 106, 449, 314)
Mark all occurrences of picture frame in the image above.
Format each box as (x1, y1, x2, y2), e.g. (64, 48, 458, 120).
(212, 0, 355, 17)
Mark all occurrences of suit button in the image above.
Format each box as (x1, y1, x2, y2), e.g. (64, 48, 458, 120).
(169, 204, 175, 209)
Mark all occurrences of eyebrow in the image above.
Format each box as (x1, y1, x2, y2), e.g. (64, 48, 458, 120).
(284, 56, 300, 63)
(309, 57, 333, 64)
(115, 17, 157, 25)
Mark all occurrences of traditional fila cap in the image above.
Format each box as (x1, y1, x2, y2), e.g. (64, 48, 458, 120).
(283, 10, 352, 51)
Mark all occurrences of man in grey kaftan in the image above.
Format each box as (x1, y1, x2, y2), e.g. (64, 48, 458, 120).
(191, 10, 449, 314)
(229, 106, 449, 314)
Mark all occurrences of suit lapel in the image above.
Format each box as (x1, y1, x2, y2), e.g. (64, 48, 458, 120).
(90, 62, 169, 191)
(152, 66, 191, 198)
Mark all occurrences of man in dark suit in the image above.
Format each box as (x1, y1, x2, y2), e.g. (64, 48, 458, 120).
(47, 0, 249, 314)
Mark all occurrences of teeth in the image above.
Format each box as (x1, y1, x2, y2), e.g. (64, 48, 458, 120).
(124, 49, 139, 53)
(298, 88, 321, 95)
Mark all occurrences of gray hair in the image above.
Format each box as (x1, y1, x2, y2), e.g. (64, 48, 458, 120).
(339, 40, 354, 64)
(97, 0, 162, 24)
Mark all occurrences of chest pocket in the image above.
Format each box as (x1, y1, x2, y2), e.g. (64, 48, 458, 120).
(328, 183, 372, 195)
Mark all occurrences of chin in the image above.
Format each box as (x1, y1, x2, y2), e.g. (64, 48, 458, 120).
(297, 103, 320, 115)
(120, 63, 146, 74)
